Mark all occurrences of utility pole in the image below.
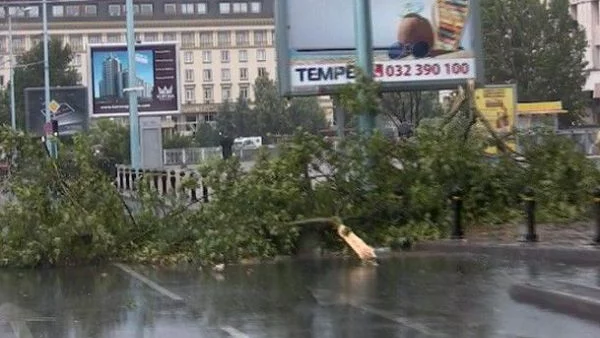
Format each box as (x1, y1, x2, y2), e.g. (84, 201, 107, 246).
(8, 14, 15, 130)
(126, 0, 141, 169)
(353, 0, 376, 136)
(42, 0, 56, 157)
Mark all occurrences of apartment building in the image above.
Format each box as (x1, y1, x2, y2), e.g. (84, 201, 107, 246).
(0, 0, 281, 132)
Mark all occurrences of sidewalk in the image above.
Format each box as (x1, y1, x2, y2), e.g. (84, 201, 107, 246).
(413, 222, 600, 265)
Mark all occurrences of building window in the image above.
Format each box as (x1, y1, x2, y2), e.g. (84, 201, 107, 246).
(13, 37, 25, 53)
(163, 33, 176, 41)
(66, 5, 80, 16)
(73, 54, 82, 66)
(145, 33, 158, 42)
(256, 49, 266, 62)
(69, 35, 83, 51)
(185, 69, 195, 82)
(239, 50, 248, 63)
(236, 31, 250, 46)
(197, 3, 208, 14)
(221, 68, 231, 82)
(200, 32, 213, 48)
(258, 67, 267, 77)
(202, 50, 212, 63)
(84, 5, 97, 16)
(254, 30, 268, 46)
(250, 2, 262, 13)
(107, 34, 122, 43)
(185, 86, 196, 103)
(232, 2, 248, 13)
(204, 113, 215, 122)
(203, 69, 213, 82)
(164, 3, 177, 15)
(181, 3, 195, 14)
(88, 34, 102, 44)
(182, 32, 196, 48)
(140, 4, 154, 15)
(28, 7, 40, 17)
(239, 85, 249, 100)
(203, 86, 214, 103)
(217, 31, 231, 47)
(219, 2, 231, 14)
(184, 51, 194, 63)
(221, 85, 232, 101)
(220, 50, 230, 63)
(108, 4, 121, 16)
(52, 5, 64, 17)
(240, 68, 248, 81)
(135, 33, 143, 42)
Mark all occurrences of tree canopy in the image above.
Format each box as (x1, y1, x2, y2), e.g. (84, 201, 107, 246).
(481, 0, 588, 118)
(0, 39, 80, 127)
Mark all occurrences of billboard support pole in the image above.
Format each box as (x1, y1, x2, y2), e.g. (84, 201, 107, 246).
(42, 0, 55, 158)
(353, 0, 376, 136)
(126, 0, 141, 170)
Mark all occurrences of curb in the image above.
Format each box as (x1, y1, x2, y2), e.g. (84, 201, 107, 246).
(509, 282, 600, 324)
(412, 241, 600, 265)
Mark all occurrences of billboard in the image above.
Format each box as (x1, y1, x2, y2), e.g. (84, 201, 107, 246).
(474, 84, 517, 154)
(275, 0, 484, 96)
(24, 86, 89, 137)
(88, 42, 180, 117)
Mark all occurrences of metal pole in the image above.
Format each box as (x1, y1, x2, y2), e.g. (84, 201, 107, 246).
(126, 0, 141, 169)
(42, 0, 54, 157)
(8, 14, 16, 130)
(353, 0, 376, 136)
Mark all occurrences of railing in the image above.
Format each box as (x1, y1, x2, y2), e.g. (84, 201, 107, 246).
(163, 146, 280, 166)
(115, 165, 210, 203)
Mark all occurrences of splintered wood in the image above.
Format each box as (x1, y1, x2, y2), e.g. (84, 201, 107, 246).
(337, 224, 377, 262)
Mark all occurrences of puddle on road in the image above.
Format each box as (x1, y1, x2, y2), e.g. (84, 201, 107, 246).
(0, 255, 599, 337)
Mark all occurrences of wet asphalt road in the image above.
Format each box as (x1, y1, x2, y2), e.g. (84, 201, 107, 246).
(1, 254, 600, 338)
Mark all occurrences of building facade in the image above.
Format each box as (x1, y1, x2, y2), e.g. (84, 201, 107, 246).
(0, 0, 288, 133)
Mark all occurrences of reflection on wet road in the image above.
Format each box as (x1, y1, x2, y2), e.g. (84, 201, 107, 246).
(1, 254, 599, 337)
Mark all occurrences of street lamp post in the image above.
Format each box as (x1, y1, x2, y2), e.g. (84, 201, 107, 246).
(42, 0, 55, 157)
(8, 7, 33, 130)
(353, 0, 376, 136)
(126, 0, 141, 169)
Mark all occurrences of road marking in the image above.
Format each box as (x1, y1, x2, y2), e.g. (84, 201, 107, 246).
(347, 301, 441, 336)
(113, 263, 184, 302)
(220, 325, 250, 338)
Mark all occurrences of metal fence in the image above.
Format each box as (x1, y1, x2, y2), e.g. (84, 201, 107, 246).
(163, 146, 280, 166)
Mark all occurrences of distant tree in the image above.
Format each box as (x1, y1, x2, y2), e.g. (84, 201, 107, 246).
(88, 119, 130, 164)
(163, 133, 195, 149)
(9, 39, 80, 128)
(253, 74, 287, 136)
(194, 123, 221, 147)
(0, 90, 10, 126)
(379, 91, 443, 128)
(216, 97, 253, 137)
(287, 97, 328, 134)
(481, 0, 588, 119)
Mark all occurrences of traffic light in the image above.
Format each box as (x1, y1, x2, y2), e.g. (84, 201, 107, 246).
(51, 120, 59, 136)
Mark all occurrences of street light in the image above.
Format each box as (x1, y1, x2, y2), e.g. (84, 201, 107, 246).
(8, 6, 34, 130)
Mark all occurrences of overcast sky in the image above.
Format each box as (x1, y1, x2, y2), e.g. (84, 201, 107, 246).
(286, 0, 473, 50)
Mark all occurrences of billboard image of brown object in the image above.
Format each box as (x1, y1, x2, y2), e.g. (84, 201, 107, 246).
(276, 0, 483, 96)
(88, 42, 180, 117)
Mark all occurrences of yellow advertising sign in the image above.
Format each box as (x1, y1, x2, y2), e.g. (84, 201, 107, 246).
(475, 85, 517, 134)
(517, 101, 566, 115)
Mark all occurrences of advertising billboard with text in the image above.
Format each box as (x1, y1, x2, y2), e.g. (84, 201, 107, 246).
(275, 0, 484, 96)
(88, 42, 180, 117)
(24, 86, 89, 137)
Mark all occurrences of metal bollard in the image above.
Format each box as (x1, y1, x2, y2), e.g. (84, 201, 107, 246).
(161, 171, 168, 195)
(124, 168, 131, 191)
(118, 168, 124, 190)
(131, 170, 137, 191)
(202, 175, 209, 203)
(592, 187, 600, 245)
(153, 171, 159, 191)
(521, 187, 538, 242)
(170, 170, 177, 194)
(179, 171, 186, 199)
(190, 172, 198, 202)
(450, 187, 464, 240)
